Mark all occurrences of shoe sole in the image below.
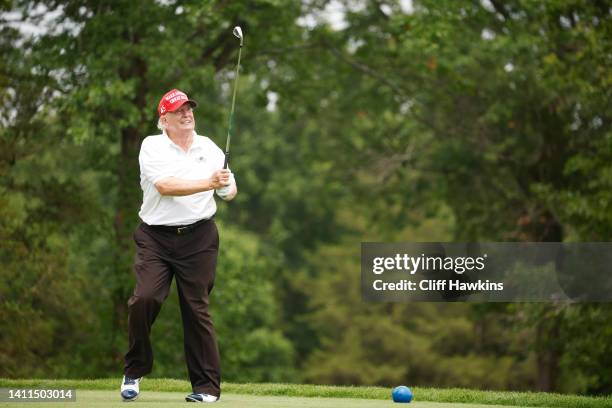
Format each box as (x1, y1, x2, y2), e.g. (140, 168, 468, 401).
(121, 394, 138, 402)
(121, 376, 142, 402)
(185, 396, 218, 403)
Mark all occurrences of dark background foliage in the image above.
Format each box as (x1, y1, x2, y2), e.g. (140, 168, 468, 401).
(1, 0, 610, 395)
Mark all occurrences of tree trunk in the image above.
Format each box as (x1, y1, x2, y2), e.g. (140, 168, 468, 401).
(111, 52, 148, 362)
(112, 124, 143, 332)
(535, 311, 562, 391)
(518, 210, 564, 392)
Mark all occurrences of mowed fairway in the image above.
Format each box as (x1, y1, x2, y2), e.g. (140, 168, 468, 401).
(0, 390, 530, 408)
(1, 380, 609, 408)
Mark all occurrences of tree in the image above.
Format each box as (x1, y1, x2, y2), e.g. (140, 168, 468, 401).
(269, 0, 611, 392)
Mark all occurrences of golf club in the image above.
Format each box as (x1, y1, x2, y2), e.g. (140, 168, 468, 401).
(223, 26, 244, 169)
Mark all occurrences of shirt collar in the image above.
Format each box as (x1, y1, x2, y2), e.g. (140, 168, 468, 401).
(163, 131, 203, 150)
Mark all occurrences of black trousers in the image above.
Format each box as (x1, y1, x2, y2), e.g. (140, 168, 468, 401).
(123, 219, 221, 397)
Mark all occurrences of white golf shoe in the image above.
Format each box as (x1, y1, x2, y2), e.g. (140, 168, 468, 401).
(185, 392, 219, 402)
(120, 375, 141, 401)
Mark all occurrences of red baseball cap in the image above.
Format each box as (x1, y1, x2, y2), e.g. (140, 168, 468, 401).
(157, 89, 198, 116)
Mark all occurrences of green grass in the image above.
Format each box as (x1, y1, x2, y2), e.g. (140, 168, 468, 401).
(0, 390, 526, 408)
(0, 378, 610, 408)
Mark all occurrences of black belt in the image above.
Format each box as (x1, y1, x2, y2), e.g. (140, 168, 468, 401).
(146, 217, 211, 235)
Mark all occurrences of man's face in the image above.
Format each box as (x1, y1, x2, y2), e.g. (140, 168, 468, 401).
(163, 103, 195, 133)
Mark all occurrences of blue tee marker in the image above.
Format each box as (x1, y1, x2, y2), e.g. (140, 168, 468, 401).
(392, 386, 413, 403)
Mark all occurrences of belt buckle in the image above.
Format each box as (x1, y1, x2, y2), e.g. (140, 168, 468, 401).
(176, 226, 189, 235)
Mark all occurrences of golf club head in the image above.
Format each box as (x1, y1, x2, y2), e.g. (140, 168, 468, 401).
(233, 26, 243, 46)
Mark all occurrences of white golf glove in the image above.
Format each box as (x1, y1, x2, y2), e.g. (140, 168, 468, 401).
(215, 172, 235, 199)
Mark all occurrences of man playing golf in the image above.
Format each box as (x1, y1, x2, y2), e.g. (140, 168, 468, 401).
(120, 88, 237, 403)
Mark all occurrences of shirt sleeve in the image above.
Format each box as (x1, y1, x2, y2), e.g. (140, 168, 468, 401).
(139, 138, 176, 185)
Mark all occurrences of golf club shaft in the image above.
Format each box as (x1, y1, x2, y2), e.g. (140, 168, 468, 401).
(224, 44, 242, 169)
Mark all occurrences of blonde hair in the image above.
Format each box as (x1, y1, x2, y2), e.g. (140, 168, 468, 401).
(157, 115, 167, 131)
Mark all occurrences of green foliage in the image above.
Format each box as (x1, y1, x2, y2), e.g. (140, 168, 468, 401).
(211, 225, 295, 382)
(295, 242, 534, 390)
(1, 0, 611, 396)
(0, 120, 108, 377)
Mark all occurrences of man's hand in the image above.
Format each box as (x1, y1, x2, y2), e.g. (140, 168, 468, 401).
(209, 169, 231, 189)
(216, 171, 235, 195)
(215, 171, 237, 201)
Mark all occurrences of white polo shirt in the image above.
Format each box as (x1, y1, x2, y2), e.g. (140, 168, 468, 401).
(138, 131, 231, 226)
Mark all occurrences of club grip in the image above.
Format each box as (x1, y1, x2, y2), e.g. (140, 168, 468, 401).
(223, 152, 230, 169)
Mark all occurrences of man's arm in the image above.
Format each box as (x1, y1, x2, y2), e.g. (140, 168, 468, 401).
(155, 169, 231, 196)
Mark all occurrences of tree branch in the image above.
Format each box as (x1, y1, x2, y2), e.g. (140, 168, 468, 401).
(489, 0, 511, 21)
(322, 40, 408, 98)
